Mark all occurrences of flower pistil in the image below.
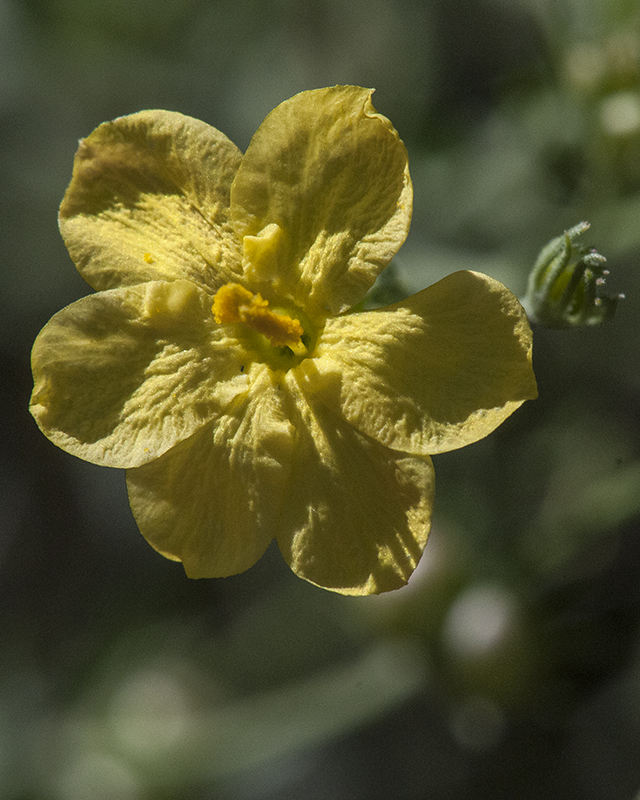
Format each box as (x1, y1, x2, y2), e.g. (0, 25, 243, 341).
(212, 282, 307, 355)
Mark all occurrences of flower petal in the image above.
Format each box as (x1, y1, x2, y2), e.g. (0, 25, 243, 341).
(230, 86, 412, 316)
(59, 110, 243, 292)
(126, 366, 295, 578)
(276, 373, 435, 595)
(30, 280, 250, 468)
(298, 271, 537, 456)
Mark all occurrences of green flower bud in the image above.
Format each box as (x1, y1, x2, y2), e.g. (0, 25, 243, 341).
(522, 222, 624, 328)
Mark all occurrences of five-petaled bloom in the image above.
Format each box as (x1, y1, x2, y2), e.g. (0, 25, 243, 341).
(30, 86, 537, 595)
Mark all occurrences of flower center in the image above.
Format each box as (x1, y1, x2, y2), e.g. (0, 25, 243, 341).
(212, 283, 307, 356)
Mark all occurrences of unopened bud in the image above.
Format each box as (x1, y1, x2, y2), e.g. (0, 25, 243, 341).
(522, 222, 624, 328)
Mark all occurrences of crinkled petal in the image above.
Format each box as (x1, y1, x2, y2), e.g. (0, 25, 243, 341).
(59, 110, 243, 293)
(298, 271, 537, 456)
(30, 280, 250, 468)
(126, 365, 294, 578)
(275, 373, 435, 595)
(230, 86, 412, 316)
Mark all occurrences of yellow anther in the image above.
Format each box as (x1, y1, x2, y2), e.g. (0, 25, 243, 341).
(212, 283, 305, 351)
(213, 283, 256, 324)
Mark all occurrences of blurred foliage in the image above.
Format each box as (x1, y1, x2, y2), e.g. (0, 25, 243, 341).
(2, 0, 640, 798)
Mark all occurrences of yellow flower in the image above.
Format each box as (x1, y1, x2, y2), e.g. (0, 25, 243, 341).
(30, 86, 537, 595)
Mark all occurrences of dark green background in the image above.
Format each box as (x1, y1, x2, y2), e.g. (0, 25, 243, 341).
(2, 0, 640, 797)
